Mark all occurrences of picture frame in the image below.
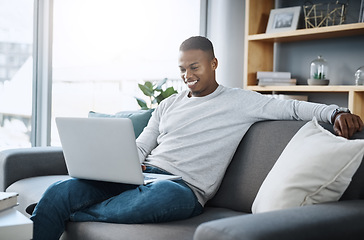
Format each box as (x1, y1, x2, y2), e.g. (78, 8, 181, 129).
(266, 6, 301, 33)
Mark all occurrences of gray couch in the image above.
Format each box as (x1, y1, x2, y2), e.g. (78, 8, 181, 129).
(1, 120, 364, 240)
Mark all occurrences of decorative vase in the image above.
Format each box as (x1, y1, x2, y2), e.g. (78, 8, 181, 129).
(307, 55, 329, 85)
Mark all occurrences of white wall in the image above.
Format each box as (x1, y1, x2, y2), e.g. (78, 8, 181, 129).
(206, 0, 245, 88)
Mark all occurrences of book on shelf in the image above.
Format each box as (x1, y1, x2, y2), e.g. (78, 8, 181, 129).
(0, 192, 18, 212)
(258, 78, 297, 86)
(256, 71, 291, 79)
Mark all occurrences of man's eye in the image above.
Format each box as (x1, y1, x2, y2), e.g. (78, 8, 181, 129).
(180, 68, 186, 73)
(191, 66, 198, 70)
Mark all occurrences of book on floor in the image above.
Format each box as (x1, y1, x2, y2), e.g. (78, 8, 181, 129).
(0, 192, 18, 212)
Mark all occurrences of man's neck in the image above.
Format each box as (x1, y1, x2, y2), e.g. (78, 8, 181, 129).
(188, 83, 219, 98)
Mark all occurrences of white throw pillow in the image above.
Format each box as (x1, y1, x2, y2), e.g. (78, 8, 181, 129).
(252, 118, 364, 213)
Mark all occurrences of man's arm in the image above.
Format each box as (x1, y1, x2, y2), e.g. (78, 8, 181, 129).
(261, 94, 363, 138)
(136, 102, 165, 163)
(259, 94, 363, 138)
(136, 114, 160, 163)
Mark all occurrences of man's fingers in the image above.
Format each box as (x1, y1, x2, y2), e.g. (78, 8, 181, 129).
(334, 114, 363, 138)
(339, 117, 349, 138)
(347, 115, 364, 137)
(356, 116, 364, 131)
(347, 117, 356, 138)
(333, 121, 342, 136)
(334, 114, 344, 137)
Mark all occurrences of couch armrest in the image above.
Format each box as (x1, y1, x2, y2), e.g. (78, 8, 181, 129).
(194, 200, 364, 240)
(0, 147, 68, 191)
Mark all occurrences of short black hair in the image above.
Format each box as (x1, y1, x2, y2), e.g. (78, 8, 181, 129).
(179, 36, 215, 59)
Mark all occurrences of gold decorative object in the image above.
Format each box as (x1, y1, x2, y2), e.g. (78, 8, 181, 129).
(303, 1, 347, 28)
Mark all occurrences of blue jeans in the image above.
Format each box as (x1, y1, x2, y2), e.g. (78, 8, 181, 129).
(31, 166, 203, 240)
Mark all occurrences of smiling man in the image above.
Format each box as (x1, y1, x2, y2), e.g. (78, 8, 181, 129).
(178, 37, 218, 97)
(31, 36, 363, 240)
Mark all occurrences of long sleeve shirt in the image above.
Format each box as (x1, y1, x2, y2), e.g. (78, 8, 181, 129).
(136, 85, 337, 206)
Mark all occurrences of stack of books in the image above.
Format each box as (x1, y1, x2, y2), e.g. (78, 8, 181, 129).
(257, 71, 296, 86)
(0, 192, 18, 211)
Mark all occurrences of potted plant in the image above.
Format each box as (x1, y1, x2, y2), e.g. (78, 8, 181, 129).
(135, 78, 178, 110)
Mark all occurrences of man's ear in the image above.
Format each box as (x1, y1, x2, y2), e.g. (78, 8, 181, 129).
(211, 58, 218, 70)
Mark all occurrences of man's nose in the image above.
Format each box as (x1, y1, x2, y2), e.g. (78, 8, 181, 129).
(184, 70, 192, 80)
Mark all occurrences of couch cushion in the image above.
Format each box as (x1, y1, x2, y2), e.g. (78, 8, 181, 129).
(88, 109, 153, 138)
(207, 120, 306, 213)
(7, 175, 71, 216)
(252, 118, 364, 213)
(61, 207, 244, 240)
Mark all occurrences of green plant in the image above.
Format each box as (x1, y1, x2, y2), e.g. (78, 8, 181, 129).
(314, 72, 326, 79)
(135, 78, 178, 110)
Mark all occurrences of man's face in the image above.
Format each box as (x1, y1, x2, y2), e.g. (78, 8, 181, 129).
(178, 49, 218, 97)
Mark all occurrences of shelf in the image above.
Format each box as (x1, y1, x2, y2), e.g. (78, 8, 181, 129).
(243, 0, 364, 119)
(247, 85, 364, 92)
(248, 22, 364, 42)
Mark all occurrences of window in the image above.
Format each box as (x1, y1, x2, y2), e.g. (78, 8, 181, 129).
(0, 54, 6, 65)
(0, 0, 203, 149)
(51, 0, 201, 145)
(0, 0, 34, 150)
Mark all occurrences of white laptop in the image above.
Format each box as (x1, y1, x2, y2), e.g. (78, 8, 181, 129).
(55, 117, 181, 185)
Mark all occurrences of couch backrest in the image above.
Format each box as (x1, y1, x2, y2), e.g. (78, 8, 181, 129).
(206, 120, 364, 213)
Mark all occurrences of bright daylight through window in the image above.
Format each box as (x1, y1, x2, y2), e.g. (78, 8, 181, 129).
(0, 0, 33, 151)
(51, 0, 200, 145)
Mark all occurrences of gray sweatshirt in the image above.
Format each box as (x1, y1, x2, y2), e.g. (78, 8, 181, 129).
(136, 85, 337, 206)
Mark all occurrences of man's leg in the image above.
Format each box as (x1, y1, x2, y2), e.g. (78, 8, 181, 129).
(72, 179, 203, 224)
(31, 178, 136, 240)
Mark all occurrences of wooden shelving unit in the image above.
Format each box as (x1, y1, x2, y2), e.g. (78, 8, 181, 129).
(243, 0, 364, 119)
(247, 22, 364, 42)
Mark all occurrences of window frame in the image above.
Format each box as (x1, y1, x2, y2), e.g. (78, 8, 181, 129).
(31, 0, 53, 147)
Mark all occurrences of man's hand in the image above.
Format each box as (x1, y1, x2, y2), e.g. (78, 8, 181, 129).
(333, 113, 364, 138)
(141, 164, 146, 171)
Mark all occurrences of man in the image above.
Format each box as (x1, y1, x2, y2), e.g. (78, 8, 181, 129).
(31, 36, 363, 240)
